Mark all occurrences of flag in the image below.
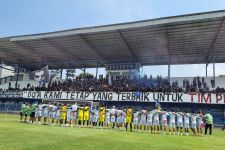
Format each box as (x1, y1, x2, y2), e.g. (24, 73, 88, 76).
(32, 66, 49, 83)
(108, 73, 112, 85)
(135, 91, 141, 98)
(154, 99, 161, 111)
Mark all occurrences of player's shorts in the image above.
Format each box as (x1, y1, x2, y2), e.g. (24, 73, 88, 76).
(105, 117, 110, 124)
(184, 122, 190, 128)
(161, 119, 167, 126)
(56, 113, 60, 120)
(133, 118, 139, 125)
(122, 117, 126, 123)
(146, 120, 152, 126)
(89, 115, 93, 122)
(196, 121, 201, 128)
(51, 112, 56, 119)
(60, 113, 66, 120)
(99, 115, 105, 122)
(71, 112, 77, 120)
(153, 119, 159, 126)
(169, 121, 176, 128)
(20, 112, 23, 117)
(35, 111, 38, 118)
(191, 123, 197, 128)
(177, 121, 183, 128)
(38, 111, 42, 117)
(67, 113, 71, 121)
(83, 115, 89, 121)
(126, 117, 132, 124)
(48, 112, 52, 118)
(43, 112, 48, 118)
(78, 115, 83, 121)
(93, 116, 98, 123)
(139, 119, 147, 125)
(111, 116, 116, 123)
(30, 112, 35, 118)
(116, 117, 122, 124)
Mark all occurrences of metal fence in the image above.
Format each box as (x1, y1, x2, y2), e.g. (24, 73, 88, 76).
(0, 102, 20, 114)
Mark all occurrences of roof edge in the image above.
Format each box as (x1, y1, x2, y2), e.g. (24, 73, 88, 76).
(1, 9, 225, 41)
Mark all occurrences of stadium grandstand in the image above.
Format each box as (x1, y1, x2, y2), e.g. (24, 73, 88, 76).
(0, 10, 225, 125)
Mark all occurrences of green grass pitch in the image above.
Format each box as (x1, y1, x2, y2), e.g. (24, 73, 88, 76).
(0, 114, 224, 150)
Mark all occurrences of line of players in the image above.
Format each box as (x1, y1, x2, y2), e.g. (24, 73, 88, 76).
(20, 102, 203, 136)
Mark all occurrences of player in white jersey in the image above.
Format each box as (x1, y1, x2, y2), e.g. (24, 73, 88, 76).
(153, 109, 160, 134)
(55, 104, 61, 125)
(43, 104, 49, 125)
(37, 103, 43, 125)
(89, 107, 95, 127)
(160, 109, 168, 135)
(105, 109, 111, 128)
(34, 103, 39, 123)
(133, 109, 139, 131)
(183, 110, 190, 136)
(48, 103, 53, 125)
(190, 111, 197, 135)
(116, 108, 123, 129)
(71, 102, 78, 127)
(146, 109, 153, 133)
(93, 106, 99, 127)
(50, 103, 57, 126)
(196, 111, 203, 136)
(110, 106, 117, 129)
(139, 108, 147, 131)
(66, 105, 72, 127)
(169, 110, 176, 135)
(121, 107, 126, 127)
(176, 112, 184, 135)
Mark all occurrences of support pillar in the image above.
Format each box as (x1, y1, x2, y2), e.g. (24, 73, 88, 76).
(213, 57, 216, 87)
(168, 56, 171, 81)
(15, 59, 20, 89)
(84, 68, 86, 75)
(95, 66, 98, 79)
(60, 68, 63, 79)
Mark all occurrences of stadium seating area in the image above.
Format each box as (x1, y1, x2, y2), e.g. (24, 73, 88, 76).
(1, 75, 225, 93)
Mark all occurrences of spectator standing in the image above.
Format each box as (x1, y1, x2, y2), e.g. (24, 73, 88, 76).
(204, 111, 213, 138)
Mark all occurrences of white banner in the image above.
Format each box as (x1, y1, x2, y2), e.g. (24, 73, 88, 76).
(17, 91, 225, 104)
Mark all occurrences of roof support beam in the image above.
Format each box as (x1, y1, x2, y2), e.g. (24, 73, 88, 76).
(206, 17, 225, 65)
(78, 34, 106, 64)
(168, 55, 171, 81)
(10, 41, 41, 62)
(96, 61, 107, 68)
(117, 30, 141, 65)
(165, 25, 172, 63)
(0, 47, 19, 62)
(42, 38, 82, 61)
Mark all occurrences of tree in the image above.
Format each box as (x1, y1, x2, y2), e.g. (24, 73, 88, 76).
(77, 72, 94, 79)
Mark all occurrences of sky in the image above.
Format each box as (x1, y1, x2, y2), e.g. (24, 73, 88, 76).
(1, 0, 225, 77)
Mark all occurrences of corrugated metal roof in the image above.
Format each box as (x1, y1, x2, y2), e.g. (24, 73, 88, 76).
(0, 10, 225, 70)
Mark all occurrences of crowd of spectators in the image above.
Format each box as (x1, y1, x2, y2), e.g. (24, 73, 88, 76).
(1, 74, 225, 93)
